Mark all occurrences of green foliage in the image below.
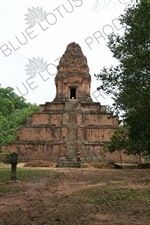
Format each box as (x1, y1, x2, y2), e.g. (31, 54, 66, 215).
(0, 150, 13, 164)
(105, 125, 129, 166)
(106, 126, 129, 153)
(0, 87, 30, 114)
(8, 104, 39, 128)
(0, 113, 10, 144)
(95, 1, 150, 154)
(0, 87, 39, 145)
(144, 154, 150, 162)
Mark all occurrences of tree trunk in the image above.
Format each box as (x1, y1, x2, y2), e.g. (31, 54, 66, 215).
(119, 151, 123, 167)
(139, 154, 142, 164)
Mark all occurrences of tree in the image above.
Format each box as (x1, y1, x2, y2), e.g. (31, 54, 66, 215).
(95, 0, 150, 154)
(0, 87, 39, 145)
(105, 126, 129, 166)
(0, 113, 10, 144)
(0, 98, 15, 117)
(0, 87, 30, 115)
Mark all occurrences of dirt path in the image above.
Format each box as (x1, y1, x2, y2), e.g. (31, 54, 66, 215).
(0, 167, 150, 225)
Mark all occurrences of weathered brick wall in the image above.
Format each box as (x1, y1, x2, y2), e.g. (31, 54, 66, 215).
(2, 142, 140, 163)
(77, 114, 118, 126)
(31, 113, 63, 125)
(16, 126, 68, 142)
(77, 127, 115, 142)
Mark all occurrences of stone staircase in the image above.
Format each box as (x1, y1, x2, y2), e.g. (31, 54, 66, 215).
(66, 99, 78, 158)
(56, 156, 81, 168)
(56, 100, 81, 168)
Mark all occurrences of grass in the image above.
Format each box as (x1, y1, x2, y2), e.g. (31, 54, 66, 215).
(0, 186, 22, 194)
(0, 167, 62, 182)
(80, 184, 150, 214)
(0, 167, 62, 195)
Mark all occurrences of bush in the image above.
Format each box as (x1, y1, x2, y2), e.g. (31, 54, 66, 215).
(0, 150, 13, 164)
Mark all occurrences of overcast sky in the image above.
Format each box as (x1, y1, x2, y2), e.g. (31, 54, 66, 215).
(0, 0, 134, 106)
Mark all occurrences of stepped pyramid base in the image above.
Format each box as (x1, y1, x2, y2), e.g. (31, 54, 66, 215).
(56, 156, 81, 168)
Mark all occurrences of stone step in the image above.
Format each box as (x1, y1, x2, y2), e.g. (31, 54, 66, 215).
(56, 162, 81, 168)
(56, 157, 81, 168)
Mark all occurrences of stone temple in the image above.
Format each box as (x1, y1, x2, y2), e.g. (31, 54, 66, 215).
(2, 42, 120, 165)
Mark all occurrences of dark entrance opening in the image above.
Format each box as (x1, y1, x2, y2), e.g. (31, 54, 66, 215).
(70, 88, 76, 99)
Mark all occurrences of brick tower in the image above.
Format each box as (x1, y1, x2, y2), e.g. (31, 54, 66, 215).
(54, 42, 92, 103)
(2, 43, 119, 166)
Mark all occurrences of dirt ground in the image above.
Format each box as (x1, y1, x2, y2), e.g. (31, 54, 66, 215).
(0, 165, 150, 225)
